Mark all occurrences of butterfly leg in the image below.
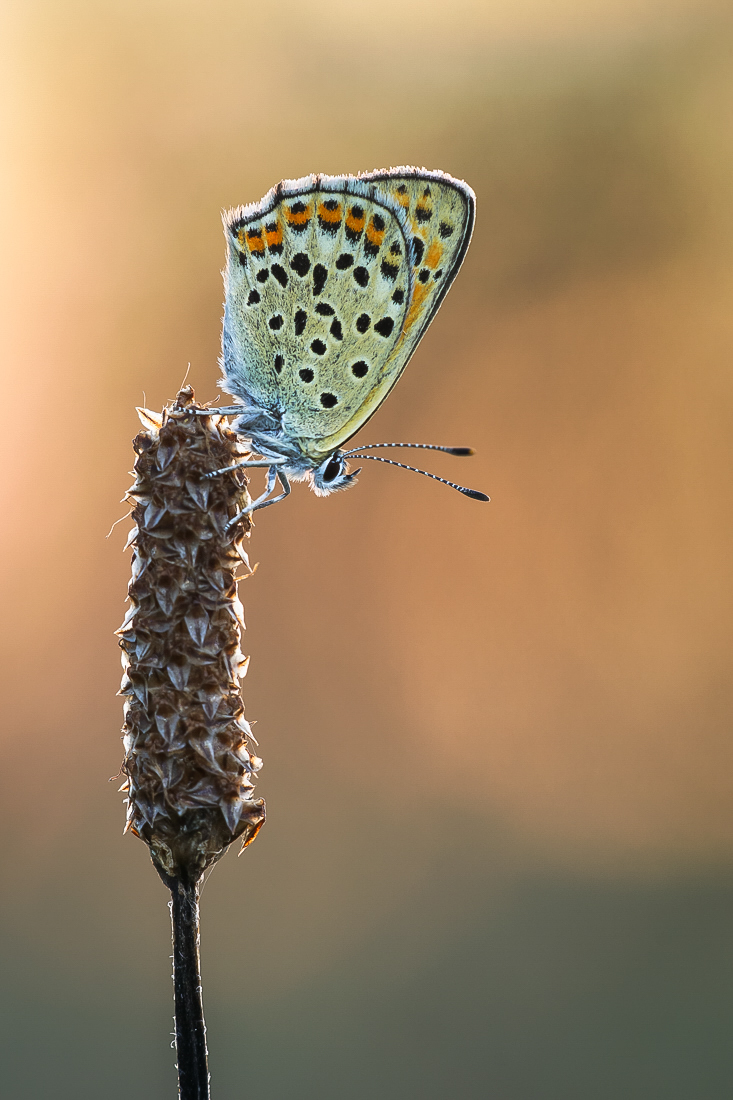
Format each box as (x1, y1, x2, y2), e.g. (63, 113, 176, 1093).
(204, 457, 285, 480)
(225, 467, 291, 531)
(193, 405, 278, 423)
(244, 468, 291, 514)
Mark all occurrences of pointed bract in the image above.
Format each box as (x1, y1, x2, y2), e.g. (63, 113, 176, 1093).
(118, 387, 266, 881)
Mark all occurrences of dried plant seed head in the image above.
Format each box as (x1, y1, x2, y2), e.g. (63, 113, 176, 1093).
(117, 386, 265, 885)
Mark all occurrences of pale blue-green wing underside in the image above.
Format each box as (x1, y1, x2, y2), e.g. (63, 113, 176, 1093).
(362, 167, 475, 369)
(221, 175, 413, 462)
(221, 168, 474, 460)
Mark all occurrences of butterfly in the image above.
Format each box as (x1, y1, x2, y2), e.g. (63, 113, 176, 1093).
(207, 167, 488, 518)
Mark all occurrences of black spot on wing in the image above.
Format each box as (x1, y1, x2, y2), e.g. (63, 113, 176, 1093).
(271, 263, 288, 287)
(374, 317, 394, 338)
(336, 253, 353, 269)
(269, 314, 284, 331)
(311, 339, 327, 355)
(353, 267, 369, 288)
(290, 253, 310, 277)
(247, 289, 260, 306)
(294, 309, 307, 336)
(320, 392, 338, 408)
(313, 264, 328, 296)
(351, 360, 369, 378)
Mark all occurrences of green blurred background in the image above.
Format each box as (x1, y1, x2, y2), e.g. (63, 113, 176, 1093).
(1, 0, 733, 1096)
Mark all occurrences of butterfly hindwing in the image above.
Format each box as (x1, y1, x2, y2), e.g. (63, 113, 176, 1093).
(364, 168, 475, 352)
(313, 170, 475, 455)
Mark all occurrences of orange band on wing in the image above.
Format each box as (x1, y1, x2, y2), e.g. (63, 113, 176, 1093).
(317, 202, 342, 224)
(284, 204, 312, 226)
(425, 240, 443, 268)
(346, 208, 366, 233)
(245, 228, 265, 254)
(365, 218, 385, 248)
(403, 282, 430, 332)
(265, 221, 283, 250)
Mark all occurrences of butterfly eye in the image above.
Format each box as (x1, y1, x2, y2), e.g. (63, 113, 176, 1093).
(312, 452, 356, 496)
(323, 456, 343, 482)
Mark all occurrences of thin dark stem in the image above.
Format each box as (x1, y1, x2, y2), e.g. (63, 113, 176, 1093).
(169, 875, 210, 1100)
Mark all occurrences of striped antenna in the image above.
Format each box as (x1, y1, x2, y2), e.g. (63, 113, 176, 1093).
(347, 453, 489, 501)
(343, 442, 474, 457)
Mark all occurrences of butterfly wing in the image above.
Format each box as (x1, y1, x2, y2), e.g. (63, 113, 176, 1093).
(221, 168, 474, 462)
(221, 175, 414, 464)
(317, 168, 476, 455)
(366, 166, 474, 342)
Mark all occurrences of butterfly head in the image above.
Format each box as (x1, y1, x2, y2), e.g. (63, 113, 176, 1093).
(310, 451, 361, 496)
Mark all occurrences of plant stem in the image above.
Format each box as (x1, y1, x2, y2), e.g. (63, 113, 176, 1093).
(119, 393, 265, 1095)
(169, 874, 210, 1100)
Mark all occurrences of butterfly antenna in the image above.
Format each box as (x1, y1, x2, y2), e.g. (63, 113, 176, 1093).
(343, 442, 474, 457)
(348, 454, 489, 501)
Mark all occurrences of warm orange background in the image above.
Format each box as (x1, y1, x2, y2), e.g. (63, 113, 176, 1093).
(1, 1, 732, 1096)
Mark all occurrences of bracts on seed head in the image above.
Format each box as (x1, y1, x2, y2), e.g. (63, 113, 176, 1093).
(117, 386, 265, 887)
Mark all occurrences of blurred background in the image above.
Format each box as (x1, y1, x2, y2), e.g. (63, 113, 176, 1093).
(1, 0, 733, 1096)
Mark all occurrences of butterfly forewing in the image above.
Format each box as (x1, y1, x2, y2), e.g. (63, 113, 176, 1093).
(222, 176, 413, 462)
